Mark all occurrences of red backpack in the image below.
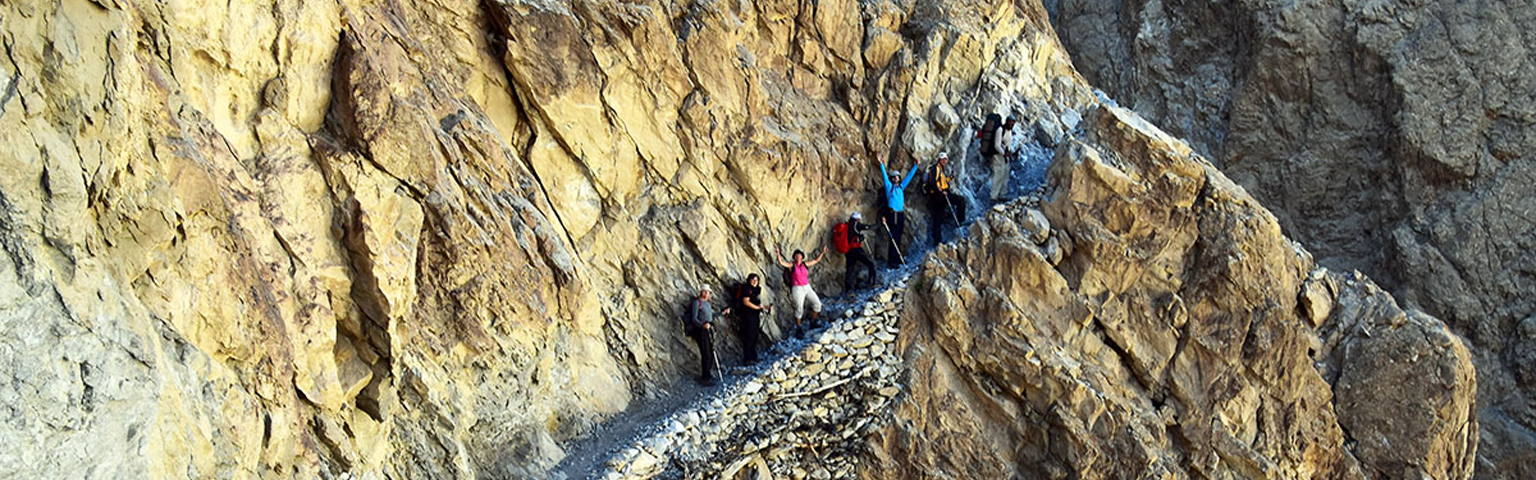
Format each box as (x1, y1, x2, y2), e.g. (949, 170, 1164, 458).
(832, 222, 859, 254)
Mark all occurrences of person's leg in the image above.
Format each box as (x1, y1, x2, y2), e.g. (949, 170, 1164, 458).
(807, 289, 823, 325)
(742, 313, 759, 364)
(692, 331, 712, 381)
(843, 259, 857, 294)
(990, 153, 1010, 200)
(792, 285, 809, 325)
(892, 212, 907, 264)
(879, 207, 897, 267)
(853, 248, 877, 288)
(865, 251, 878, 286)
(702, 329, 718, 381)
(927, 197, 944, 244)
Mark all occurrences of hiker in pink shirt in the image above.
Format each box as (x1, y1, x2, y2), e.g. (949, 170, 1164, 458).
(775, 246, 826, 330)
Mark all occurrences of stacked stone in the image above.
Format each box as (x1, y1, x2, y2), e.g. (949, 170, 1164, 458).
(594, 278, 911, 480)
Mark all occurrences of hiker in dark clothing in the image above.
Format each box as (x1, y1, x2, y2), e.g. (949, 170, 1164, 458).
(879, 159, 918, 267)
(922, 152, 967, 244)
(836, 212, 878, 293)
(731, 274, 772, 365)
(685, 286, 729, 385)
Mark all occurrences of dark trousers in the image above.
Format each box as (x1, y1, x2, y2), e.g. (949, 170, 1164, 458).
(738, 311, 761, 364)
(927, 192, 966, 244)
(844, 247, 877, 293)
(690, 328, 718, 380)
(880, 208, 907, 266)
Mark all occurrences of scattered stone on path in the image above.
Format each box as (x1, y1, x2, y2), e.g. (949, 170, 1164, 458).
(585, 279, 911, 480)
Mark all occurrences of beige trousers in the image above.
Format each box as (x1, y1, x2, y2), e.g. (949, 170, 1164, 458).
(990, 153, 1010, 200)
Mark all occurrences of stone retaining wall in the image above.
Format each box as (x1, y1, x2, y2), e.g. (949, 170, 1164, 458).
(594, 278, 911, 480)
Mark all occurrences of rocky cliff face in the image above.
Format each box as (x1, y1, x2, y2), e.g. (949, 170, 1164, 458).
(0, 0, 1088, 478)
(1045, 1, 1534, 477)
(0, 0, 1489, 479)
(869, 105, 1478, 480)
(537, 104, 1479, 480)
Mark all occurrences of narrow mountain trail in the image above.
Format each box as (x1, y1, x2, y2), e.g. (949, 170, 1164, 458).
(550, 137, 1056, 480)
(550, 270, 917, 480)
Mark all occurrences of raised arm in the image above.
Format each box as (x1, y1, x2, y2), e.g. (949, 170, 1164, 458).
(775, 248, 793, 268)
(879, 160, 892, 192)
(806, 246, 829, 267)
(900, 164, 919, 190)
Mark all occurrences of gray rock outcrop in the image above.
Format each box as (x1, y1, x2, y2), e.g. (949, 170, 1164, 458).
(1047, 1, 1534, 476)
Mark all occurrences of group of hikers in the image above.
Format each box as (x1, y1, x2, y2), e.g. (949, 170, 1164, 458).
(681, 115, 1023, 385)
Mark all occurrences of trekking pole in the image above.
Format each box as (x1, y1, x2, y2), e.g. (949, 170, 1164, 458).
(881, 218, 906, 265)
(708, 326, 725, 381)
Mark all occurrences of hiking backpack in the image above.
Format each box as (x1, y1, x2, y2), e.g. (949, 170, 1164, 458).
(732, 283, 751, 311)
(978, 113, 1002, 157)
(832, 222, 853, 254)
(922, 164, 949, 195)
(681, 298, 702, 334)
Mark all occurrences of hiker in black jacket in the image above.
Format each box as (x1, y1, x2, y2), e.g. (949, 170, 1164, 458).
(730, 274, 772, 365)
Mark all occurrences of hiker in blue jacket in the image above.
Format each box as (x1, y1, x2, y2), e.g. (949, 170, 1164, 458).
(879, 158, 919, 267)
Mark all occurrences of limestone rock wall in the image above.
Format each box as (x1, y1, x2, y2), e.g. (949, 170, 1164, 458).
(863, 105, 1479, 480)
(0, 0, 1092, 478)
(1044, 2, 1535, 476)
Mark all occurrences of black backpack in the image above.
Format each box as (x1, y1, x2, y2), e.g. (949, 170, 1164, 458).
(731, 283, 751, 311)
(978, 113, 1002, 156)
(681, 298, 703, 335)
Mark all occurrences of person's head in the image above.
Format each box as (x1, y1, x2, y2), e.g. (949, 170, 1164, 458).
(699, 285, 712, 300)
(890, 172, 901, 183)
(1004, 117, 1017, 128)
(850, 211, 863, 222)
(938, 151, 949, 165)
(748, 274, 760, 287)
(793, 250, 805, 263)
